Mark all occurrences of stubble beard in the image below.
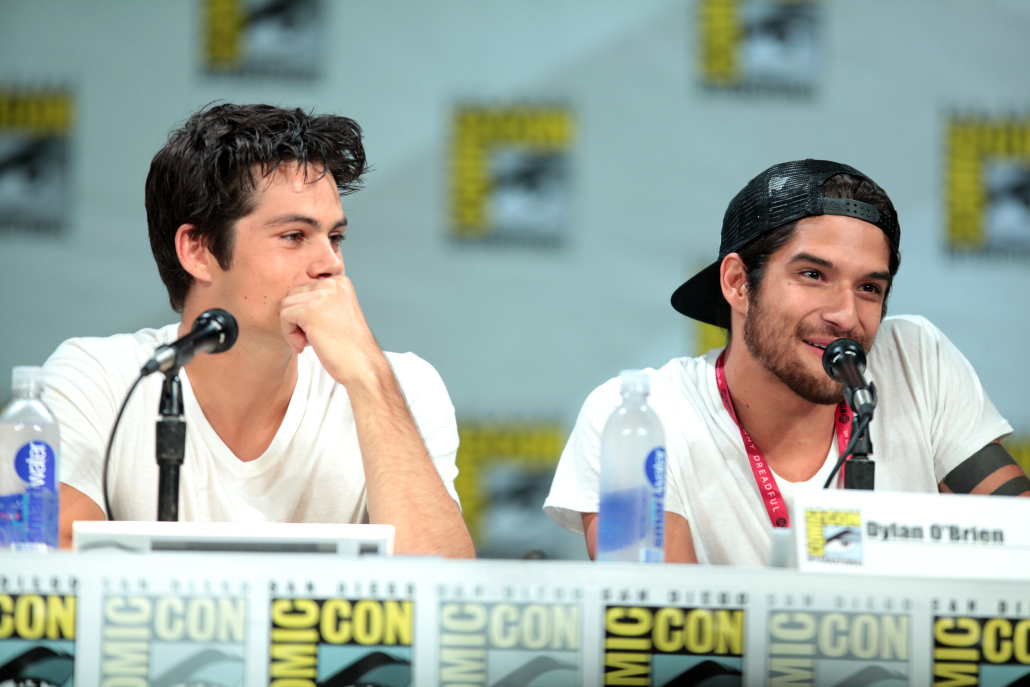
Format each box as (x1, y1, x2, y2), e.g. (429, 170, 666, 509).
(742, 289, 861, 406)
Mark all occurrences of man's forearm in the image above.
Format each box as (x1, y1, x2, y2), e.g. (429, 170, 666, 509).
(347, 360, 475, 558)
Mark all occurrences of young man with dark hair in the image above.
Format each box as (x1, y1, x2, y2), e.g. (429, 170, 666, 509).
(44, 103, 475, 557)
(545, 159, 1026, 565)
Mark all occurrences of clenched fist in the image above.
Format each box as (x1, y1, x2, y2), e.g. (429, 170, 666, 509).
(279, 274, 387, 387)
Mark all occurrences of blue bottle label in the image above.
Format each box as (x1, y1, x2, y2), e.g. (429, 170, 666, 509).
(645, 447, 666, 550)
(2, 441, 59, 549)
(15, 441, 57, 492)
(644, 447, 666, 494)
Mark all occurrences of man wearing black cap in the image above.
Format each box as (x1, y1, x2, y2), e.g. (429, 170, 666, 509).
(544, 159, 1025, 565)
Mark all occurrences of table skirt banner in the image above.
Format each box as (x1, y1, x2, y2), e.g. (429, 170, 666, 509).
(0, 552, 1026, 686)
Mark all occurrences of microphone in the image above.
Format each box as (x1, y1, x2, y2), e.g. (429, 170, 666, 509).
(142, 309, 239, 375)
(821, 338, 876, 419)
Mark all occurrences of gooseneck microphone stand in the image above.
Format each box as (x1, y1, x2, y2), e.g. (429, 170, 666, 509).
(843, 384, 876, 490)
(156, 370, 186, 521)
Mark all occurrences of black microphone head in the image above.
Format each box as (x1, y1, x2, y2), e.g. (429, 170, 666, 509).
(193, 309, 239, 353)
(822, 338, 866, 383)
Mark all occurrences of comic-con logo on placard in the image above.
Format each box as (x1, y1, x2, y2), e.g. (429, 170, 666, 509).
(450, 106, 574, 246)
(767, 611, 909, 685)
(438, 602, 582, 685)
(270, 598, 413, 686)
(605, 605, 745, 685)
(0, 594, 75, 686)
(0, 88, 73, 234)
(101, 595, 246, 686)
(698, 0, 821, 96)
(202, 0, 322, 78)
(805, 509, 863, 564)
(934, 616, 1030, 686)
(947, 116, 1030, 255)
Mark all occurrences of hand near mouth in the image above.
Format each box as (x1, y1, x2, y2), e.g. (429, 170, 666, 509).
(279, 274, 388, 388)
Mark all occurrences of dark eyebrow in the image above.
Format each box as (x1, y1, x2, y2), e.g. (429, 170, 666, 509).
(787, 252, 890, 282)
(787, 252, 834, 269)
(266, 214, 348, 230)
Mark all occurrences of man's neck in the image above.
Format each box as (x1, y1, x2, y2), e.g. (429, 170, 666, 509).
(722, 339, 837, 482)
(177, 319, 298, 462)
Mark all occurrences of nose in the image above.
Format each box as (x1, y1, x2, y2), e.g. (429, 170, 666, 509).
(822, 286, 859, 334)
(309, 237, 344, 279)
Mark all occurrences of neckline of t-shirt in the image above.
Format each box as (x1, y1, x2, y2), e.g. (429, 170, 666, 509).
(700, 346, 843, 489)
(177, 348, 312, 476)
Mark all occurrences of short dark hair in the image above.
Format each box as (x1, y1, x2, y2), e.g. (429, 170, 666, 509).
(145, 103, 370, 312)
(713, 173, 902, 332)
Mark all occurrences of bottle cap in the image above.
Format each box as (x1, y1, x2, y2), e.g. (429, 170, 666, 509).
(619, 369, 649, 394)
(12, 366, 44, 395)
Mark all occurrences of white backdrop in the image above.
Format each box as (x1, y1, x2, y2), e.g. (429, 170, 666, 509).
(1, 2, 1027, 438)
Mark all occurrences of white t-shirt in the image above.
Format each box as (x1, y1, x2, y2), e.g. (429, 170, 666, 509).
(43, 324, 460, 522)
(544, 316, 1012, 567)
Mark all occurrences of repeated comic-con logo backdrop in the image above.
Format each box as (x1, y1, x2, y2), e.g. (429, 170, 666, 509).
(0, 88, 73, 235)
(699, 0, 821, 96)
(453, 422, 565, 559)
(695, 320, 727, 358)
(202, 0, 322, 79)
(450, 106, 575, 245)
(946, 115, 1030, 255)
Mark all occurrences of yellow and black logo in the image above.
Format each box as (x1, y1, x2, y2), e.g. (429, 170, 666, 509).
(604, 605, 744, 685)
(0, 594, 75, 686)
(453, 422, 564, 547)
(270, 597, 412, 686)
(101, 594, 246, 686)
(934, 616, 1030, 685)
(0, 593, 75, 642)
(804, 508, 863, 563)
(698, 0, 820, 96)
(201, 0, 322, 78)
(438, 602, 581, 686)
(767, 611, 909, 685)
(947, 116, 1030, 255)
(0, 88, 73, 233)
(450, 106, 574, 245)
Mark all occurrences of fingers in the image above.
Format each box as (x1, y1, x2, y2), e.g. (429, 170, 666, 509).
(279, 303, 309, 353)
(284, 274, 352, 300)
(281, 321, 308, 354)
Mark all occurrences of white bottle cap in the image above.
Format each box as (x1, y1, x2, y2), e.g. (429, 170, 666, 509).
(619, 369, 649, 394)
(12, 366, 44, 395)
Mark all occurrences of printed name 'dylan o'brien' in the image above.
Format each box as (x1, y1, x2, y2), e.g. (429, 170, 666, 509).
(865, 521, 1004, 544)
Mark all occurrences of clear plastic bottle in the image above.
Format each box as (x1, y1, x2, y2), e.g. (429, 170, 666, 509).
(596, 370, 666, 562)
(0, 366, 60, 550)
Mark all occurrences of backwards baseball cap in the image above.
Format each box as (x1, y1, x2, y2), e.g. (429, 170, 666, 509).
(671, 159, 900, 326)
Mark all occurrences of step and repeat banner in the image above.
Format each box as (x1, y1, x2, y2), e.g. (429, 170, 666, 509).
(3, 552, 1029, 686)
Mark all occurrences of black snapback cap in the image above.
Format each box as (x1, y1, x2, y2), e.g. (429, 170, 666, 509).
(671, 159, 900, 326)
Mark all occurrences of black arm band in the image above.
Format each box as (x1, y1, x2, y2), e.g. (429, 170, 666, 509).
(992, 476, 1030, 496)
(942, 443, 1019, 494)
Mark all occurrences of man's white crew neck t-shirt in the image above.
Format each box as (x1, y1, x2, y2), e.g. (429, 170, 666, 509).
(43, 324, 460, 522)
(544, 316, 1012, 566)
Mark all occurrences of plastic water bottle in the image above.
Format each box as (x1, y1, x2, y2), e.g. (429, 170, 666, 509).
(0, 366, 60, 550)
(596, 370, 666, 562)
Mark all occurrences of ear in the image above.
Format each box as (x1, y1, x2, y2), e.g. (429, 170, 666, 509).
(174, 224, 215, 284)
(720, 253, 749, 319)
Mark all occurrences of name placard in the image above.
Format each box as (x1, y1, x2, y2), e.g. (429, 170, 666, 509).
(793, 490, 1030, 579)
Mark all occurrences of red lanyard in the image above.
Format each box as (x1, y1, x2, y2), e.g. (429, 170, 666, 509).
(714, 351, 851, 528)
